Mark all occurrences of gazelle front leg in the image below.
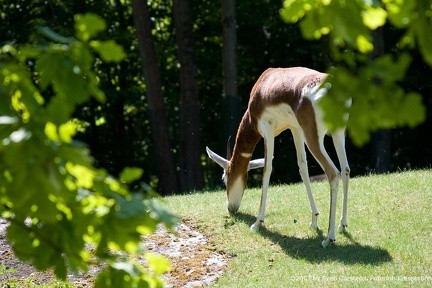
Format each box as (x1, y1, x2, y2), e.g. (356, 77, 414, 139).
(291, 129, 320, 229)
(251, 123, 274, 232)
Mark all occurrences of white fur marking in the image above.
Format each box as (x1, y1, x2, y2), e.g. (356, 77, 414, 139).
(241, 152, 252, 158)
(227, 177, 245, 212)
(258, 104, 300, 136)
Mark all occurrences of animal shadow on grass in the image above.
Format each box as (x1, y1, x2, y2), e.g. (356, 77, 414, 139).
(233, 212, 392, 265)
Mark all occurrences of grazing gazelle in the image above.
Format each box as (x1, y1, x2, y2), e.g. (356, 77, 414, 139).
(206, 67, 350, 248)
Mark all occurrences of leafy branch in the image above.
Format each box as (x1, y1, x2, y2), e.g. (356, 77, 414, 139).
(281, 0, 429, 145)
(0, 13, 177, 287)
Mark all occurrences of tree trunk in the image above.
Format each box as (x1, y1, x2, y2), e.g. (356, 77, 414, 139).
(370, 26, 391, 173)
(221, 0, 241, 155)
(132, 0, 179, 194)
(172, 0, 203, 192)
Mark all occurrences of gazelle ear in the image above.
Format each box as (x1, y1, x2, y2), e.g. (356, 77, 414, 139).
(206, 147, 229, 170)
(248, 158, 265, 171)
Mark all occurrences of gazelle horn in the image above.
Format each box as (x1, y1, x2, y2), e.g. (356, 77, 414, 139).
(226, 135, 232, 160)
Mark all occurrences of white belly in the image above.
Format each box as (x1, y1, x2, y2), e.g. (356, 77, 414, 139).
(258, 103, 300, 136)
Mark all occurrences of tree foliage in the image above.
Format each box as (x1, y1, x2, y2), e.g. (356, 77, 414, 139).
(0, 13, 177, 287)
(281, 0, 430, 145)
(1, 0, 431, 192)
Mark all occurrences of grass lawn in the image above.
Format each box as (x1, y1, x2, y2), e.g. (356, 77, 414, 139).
(162, 169, 432, 287)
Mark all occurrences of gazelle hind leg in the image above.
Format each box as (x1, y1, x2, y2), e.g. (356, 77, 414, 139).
(331, 129, 350, 233)
(291, 129, 320, 229)
(303, 130, 340, 248)
(339, 169, 349, 232)
(322, 175, 339, 248)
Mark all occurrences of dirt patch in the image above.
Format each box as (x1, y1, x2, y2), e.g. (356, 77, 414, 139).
(0, 218, 228, 287)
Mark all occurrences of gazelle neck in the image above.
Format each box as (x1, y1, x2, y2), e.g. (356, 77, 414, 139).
(224, 110, 261, 213)
(229, 110, 261, 172)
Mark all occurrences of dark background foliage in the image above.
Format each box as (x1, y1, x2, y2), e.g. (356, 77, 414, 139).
(2, 0, 431, 194)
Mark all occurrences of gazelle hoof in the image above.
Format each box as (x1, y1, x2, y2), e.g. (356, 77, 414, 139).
(338, 224, 348, 233)
(310, 222, 320, 230)
(310, 212, 319, 229)
(321, 238, 335, 248)
(250, 222, 261, 232)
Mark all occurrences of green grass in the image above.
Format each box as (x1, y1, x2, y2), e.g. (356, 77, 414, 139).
(162, 169, 432, 287)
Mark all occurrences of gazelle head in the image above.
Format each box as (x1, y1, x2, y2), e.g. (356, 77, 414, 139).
(206, 138, 264, 214)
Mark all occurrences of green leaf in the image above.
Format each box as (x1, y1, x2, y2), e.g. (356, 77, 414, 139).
(334, 2, 368, 46)
(115, 193, 146, 219)
(45, 96, 76, 125)
(145, 253, 171, 275)
(399, 92, 426, 127)
(361, 6, 387, 30)
(70, 41, 94, 72)
(52, 69, 90, 104)
(90, 40, 126, 62)
(384, 0, 416, 28)
(53, 257, 67, 280)
(119, 167, 143, 184)
(95, 264, 154, 288)
(65, 162, 96, 189)
(58, 121, 77, 143)
(299, 11, 321, 39)
(36, 52, 90, 108)
(370, 53, 411, 82)
(45, 122, 59, 141)
(15, 44, 41, 61)
(6, 222, 34, 262)
(144, 199, 178, 230)
(89, 85, 106, 102)
(356, 35, 374, 53)
(280, 0, 308, 23)
(95, 267, 130, 288)
(74, 13, 106, 42)
(415, 13, 432, 66)
(58, 142, 94, 167)
(111, 262, 137, 277)
(35, 53, 63, 90)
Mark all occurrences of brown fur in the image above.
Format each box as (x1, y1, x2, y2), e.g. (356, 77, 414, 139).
(228, 67, 336, 186)
(227, 111, 261, 190)
(248, 67, 327, 114)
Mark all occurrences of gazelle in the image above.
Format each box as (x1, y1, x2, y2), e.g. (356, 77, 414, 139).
(206, 67, 350, 248)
